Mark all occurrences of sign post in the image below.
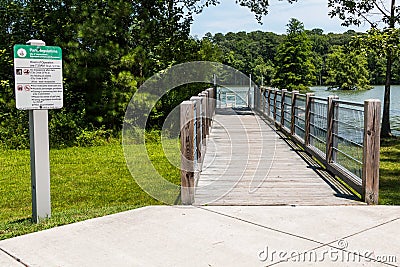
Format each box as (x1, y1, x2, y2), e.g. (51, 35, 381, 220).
(14, 40, 63, 223)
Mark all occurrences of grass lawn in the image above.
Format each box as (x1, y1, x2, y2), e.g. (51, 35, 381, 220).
(0, 137, 399, 240)
(379, 137, 400, 205)
(0, 141, 180, 240)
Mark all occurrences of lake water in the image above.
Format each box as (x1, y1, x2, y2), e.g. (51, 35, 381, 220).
(217, 85, 400, 136)
(311, 85, 400, 136)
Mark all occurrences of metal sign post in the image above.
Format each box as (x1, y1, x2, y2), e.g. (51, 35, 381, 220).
(29, 107, 51, 223)
(14, 40, 63, 223)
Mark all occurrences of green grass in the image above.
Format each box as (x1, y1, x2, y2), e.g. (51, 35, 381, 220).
(379, 137, 400, 205)
(310, 136, 400, 204)
(0, 140, 180, 240)
(0, 136, 399, 240)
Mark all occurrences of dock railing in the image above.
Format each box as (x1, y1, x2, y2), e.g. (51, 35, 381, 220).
(255, 86, 381, 204)
(180, 87, 216, 204)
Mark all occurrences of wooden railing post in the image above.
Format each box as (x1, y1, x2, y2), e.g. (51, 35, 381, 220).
(190, 96, 203, 171)
(198, 92, 207, 144)
(257, 86, 262, 112)
(213, 74, 217, 113)
(291, 91, 299, 135)
(254, 86, 258, 111)
(180, 101, 195, 205)
(211, 88, 214, 122)
(304, 93, 314, 146)
(212, 87, 216, 115)
(362, 99, 381, 205)
(203, 91, 210, 136)
(332, 100, 339, 163)
(218, 89, 221, 109)
(261, 87, 266, 114)
(273, 89, 278, 122)
(267, 88, 272, 117)
(206, 88, 213, 130)
(281, 89, 287, 126)
(326, 95, 339, 163)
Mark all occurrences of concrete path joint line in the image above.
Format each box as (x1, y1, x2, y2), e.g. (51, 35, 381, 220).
(0, 247, 28, 267)
(330, 217, 400, 242)
(198, 207, 325, 245)
(272, 216, 400, 267)
(199, 207, 400, 267)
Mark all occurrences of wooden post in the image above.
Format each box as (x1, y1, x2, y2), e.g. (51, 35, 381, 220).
(332, 100, 339, 163)
(212, 87, 216, 115)
(208, 89, 213, 130)
(254, 86, 258, 111)
(261, 87, 266, 114)
(362, 99, 381, 205)
(205, 90, 212, 133)
(281, 89, 287, 127)
(207, 88, 215, 118)
(203, 91, 210, 136)
(267, 88, 272, 117)
(213, 74, 217, 114)
(273, 89, 278, 122)
(291, 91, 299, 135)
(198, 92, 207, 146)
(304, 93, 314, 146)
(218, 89, 221, 109)
(326, 95, 339, 163)
(248, 74, 252, 108)
(180, 101, 195, 205)
(190, 96, 203, 170)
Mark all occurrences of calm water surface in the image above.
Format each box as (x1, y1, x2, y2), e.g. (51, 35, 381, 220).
(312, 85, 400, 136)
(218, 85, 400, 136)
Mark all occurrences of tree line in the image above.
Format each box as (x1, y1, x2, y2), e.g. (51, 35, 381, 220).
(208, 21, 400, 91)
(0, 0, 398, 149)
(0, 0, 223, 149)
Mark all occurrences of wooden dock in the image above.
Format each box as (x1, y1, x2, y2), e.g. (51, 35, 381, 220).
(194, 108, 362, 206)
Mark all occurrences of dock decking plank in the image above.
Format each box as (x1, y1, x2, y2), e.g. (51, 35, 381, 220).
(194, 108, 362, 206)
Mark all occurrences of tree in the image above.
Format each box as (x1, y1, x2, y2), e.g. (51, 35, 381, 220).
(325, 46, 371, 90)
(328, 0, 400, 137)
(251, 56, 275, 85)
(273, 18, 315, 91)
(0, 0, 304, 148)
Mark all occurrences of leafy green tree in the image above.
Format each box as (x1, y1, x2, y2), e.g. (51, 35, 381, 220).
(328, 0, 400, 137)
(251, 56, 275, 85)
(0, 0, 215, 148)
(273, 18, 315, 91)
(211, 31, 281, 77)
(367, 50, 387, 85)
(325, 46, 371, 90)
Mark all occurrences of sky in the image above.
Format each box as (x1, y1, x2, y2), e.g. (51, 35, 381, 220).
(190, 0, 371, 38)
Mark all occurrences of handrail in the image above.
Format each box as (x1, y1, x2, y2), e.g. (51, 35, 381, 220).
(255, 86, 381, 205)
(179, 87, 216, 204)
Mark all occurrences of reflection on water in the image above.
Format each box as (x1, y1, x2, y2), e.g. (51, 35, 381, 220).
(312, 85, 400, 136)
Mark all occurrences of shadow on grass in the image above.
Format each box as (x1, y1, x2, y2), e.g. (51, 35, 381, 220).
(9, 218, 32, 225)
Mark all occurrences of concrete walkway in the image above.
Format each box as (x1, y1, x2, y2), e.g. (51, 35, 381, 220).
(0, 206, 399, 267)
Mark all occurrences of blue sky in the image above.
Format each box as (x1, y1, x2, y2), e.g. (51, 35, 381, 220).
(190, 0, 371, 37)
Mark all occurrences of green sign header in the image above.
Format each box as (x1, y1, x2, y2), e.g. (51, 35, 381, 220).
(14, 45, 62, 60)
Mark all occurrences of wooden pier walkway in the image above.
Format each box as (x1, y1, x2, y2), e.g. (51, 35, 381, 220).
(194, 108, 362, 206)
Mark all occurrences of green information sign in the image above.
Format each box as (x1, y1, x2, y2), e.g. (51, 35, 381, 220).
(14, 45, 62, 60)
(14, 45, 63, 110)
